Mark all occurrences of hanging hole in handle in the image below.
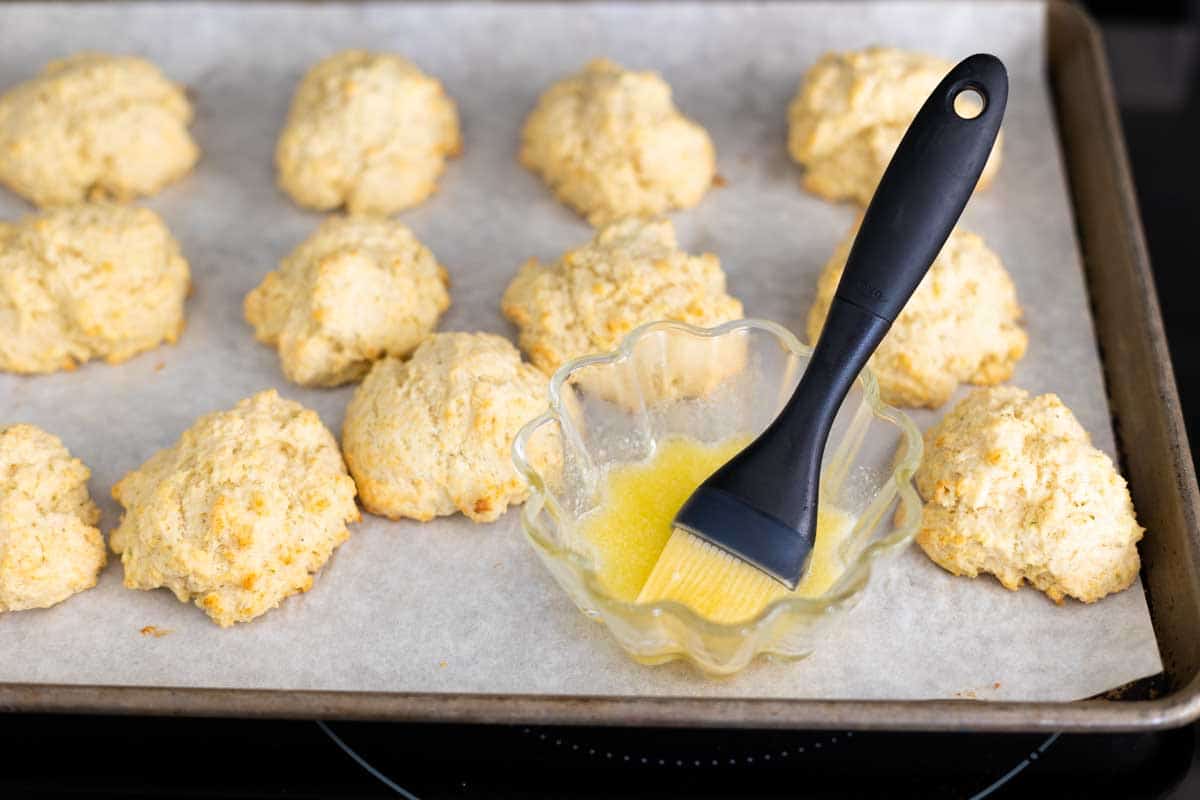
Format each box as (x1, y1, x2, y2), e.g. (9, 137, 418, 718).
(952, 86, 986, 120)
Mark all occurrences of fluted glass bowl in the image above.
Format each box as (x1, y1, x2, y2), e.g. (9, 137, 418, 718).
(512, 319, 923, 675)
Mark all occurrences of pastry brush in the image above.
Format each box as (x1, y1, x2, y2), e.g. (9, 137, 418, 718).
(638, 54, 1008, 611)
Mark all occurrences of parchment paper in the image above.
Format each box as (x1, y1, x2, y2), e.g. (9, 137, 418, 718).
(0, 1, 1162, 703)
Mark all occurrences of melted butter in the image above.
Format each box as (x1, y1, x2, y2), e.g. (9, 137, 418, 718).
(579, 435, 856, 619)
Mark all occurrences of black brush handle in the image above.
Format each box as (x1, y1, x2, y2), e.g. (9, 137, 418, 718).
(706, 54, 1007, 533)
(834, 53, 1007, 321)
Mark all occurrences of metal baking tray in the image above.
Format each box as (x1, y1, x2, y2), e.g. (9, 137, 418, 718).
(0, 1, 1197, 732)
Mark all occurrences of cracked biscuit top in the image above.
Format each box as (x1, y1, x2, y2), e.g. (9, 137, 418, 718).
(0, 424, 105, 613)
(787, 47, 1001, 205)
(0, 53, 197, 206)
(520, 59, 715, 225)
(501, 218, 742, 376)
(245, 216, 450, 387)
(915, 387, 1143, 604)
(342, 332, 553, 523)
(0, 203, 190, 374)
(276, 50, 461, 216)
(110, 390, 359, 627)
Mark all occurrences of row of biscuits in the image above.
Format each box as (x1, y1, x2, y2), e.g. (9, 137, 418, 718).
(0, 49, 997, 220)
(0, 196, 1019, 409)
(0, 46, 1141, 626)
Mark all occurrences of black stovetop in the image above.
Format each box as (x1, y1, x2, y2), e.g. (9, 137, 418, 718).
(1, 715, 1197, 798)
(3, 7, 1199, 799)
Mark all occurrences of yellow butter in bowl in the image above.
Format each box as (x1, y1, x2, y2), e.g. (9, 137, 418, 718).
(578, 435, 855, 623)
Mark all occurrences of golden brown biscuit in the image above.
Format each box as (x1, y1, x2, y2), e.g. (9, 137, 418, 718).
(0, 53, 198, 207)
(915, 387, 1143, 604)
(244, 216, 450, 387)
(0, 424, 105, 612)
(807, 223, 1026, 408)
(342, 332, 552, 523)
(276, 50, 461, 216)
(110, 390, 359, 627)
(501, 218, 742, 375)
(520, 59, 715, 225)
(0, 203, 191, 374)
(787, 47, 1002, 205)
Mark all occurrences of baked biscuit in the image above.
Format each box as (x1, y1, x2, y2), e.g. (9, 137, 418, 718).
(0, 203, 190, 374)
(110, 390, 359, 627)
(787, 47, 1002, 205)
(0, 425, 105, 612)
(520, 59, 715, 225)
(342, 332, 552, 523)
(501, 218, 742, 375)
(915, 387, 1143, 604)
(806, 223, 1026, 408)
(244, 216, 450, 387)
(0, 53, 198, 207)
(276, 50, 461, 216)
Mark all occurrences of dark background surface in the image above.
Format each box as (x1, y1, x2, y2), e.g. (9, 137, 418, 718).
(2, 2, 1199, 797)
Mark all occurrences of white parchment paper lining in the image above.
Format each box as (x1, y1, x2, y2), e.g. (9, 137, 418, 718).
(0, 1, 1162, 702)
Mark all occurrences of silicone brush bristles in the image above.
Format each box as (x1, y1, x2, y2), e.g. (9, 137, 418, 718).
(636, 528, 787, 624)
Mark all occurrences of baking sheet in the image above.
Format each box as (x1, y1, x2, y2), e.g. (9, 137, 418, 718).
(0, 0, 1162, 703)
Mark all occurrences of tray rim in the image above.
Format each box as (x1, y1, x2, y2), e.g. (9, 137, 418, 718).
(2, 0, 1198, 733)
(0, 681, 1193, 732)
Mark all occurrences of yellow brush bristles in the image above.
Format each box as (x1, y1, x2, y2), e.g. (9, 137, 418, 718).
(636, 531, 788, 624)
(636, 507, 857, 622)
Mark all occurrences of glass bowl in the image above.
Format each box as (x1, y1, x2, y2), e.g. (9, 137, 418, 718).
(511, 319, 923, 675)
